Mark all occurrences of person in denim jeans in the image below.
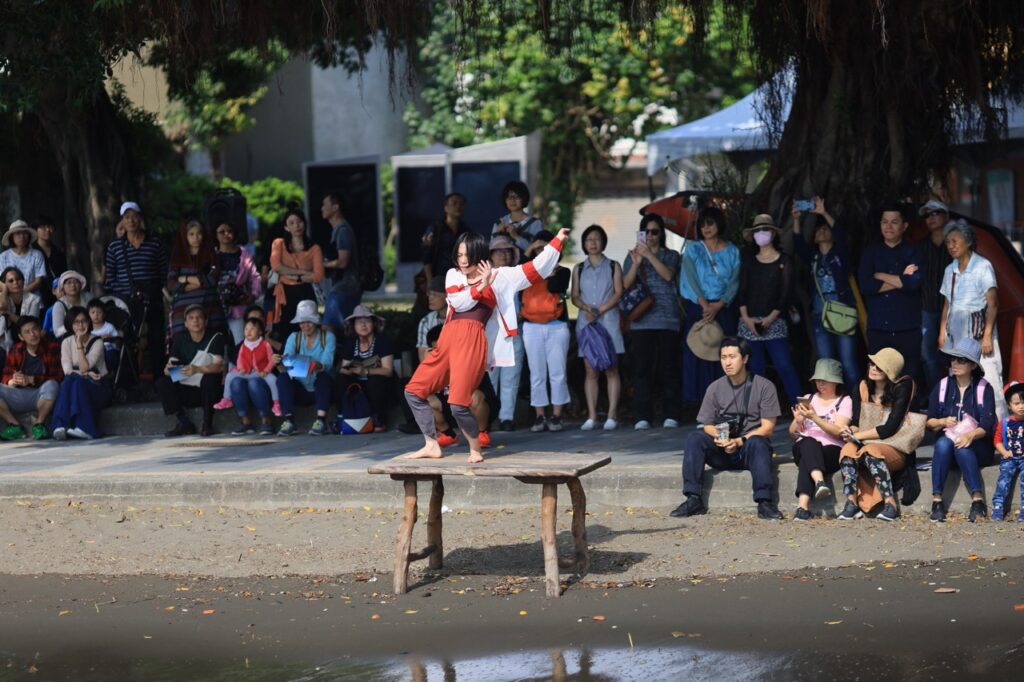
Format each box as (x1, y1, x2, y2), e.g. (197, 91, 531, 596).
(992, 382, 1024, 521)
(916, 200, 952, 392)
(791, 197, 859, 387)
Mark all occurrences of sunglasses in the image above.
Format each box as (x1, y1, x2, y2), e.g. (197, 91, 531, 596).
(646, 229, 662, 236)
(925, 210, 947, 218)
(950, 356, 974, 365)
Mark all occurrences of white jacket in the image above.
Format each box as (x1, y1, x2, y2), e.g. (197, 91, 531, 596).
(445, 236, 564, 368)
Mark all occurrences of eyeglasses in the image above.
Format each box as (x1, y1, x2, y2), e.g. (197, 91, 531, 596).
(71, 318, 89, 326)
(950, 356, 973, 365)
(925, 210, 947, 218)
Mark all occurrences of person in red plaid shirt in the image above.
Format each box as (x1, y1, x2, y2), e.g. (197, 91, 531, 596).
(0, 315, 62, 440)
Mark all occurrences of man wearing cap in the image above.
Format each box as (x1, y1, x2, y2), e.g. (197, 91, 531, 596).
(155, 304, 225, 437)
(102, 201, 169, 376)
(0, 220, 46, 294)
(672, 336, 784, 520)
(321, 191, 363, 330)
(0, 315, 62, 440)
(857, 204, 924, 383)
(917, 199, 953, 391)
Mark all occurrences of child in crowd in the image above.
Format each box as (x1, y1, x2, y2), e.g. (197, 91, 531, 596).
(228, 317, 278, 435)
(88, 299, 120, 376)
(992, 382, 1024, 521)
(215, 305, 281, 416)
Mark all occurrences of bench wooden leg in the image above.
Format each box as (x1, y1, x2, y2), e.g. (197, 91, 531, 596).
(394, 479, 418, 594)
(566, 478, 589, 576)
(540, 482, 560, 597)
(427, 476, 444, 570)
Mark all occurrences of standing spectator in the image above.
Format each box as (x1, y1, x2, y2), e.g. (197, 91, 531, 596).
(420, 193, 469, 282)
(572, 224, 624, 430)
(51, 306, 110, 440)
(788, 358, 853, 519)
(102, 201, 169, 376)
(276, 300, 336, 436)
(0, 267, 42, 352)
(938, 218, 1006, 419)
(924, 338, 995, 522)
(32, 216, 67, 307)
(991, 381, 1024, 521)
(521, 231, 571, 432)
(679, 207, 740, 405)
(791, 198, 860, 387)
(917, 200, 953, 391)
(492, 181, 544, 252)
(0, 221, 46, 294)
(737, 214, 802, 406)
(672, 336, 784, 520)
(321, 191, 363, 330)
(214, 220, 261, 345)
(416, 276, 447, 363)
(270, 209, 324, 343)
(623, 214, 682, 430)
(167, 220, 225, 339)
(487, 235, 524, 430)
(857, 204, 922, 383)
(836, 348, 913, 521)
(228, 316, 277, 436)
(0, 315, 61, 439)
(50, 270, 93, 339)
(336, 305, 394, 432)
(156, 305, 226, 437)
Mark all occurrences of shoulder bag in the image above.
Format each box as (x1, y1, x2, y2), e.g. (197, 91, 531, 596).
(618, 261, 653, 322)
(858, 378, 926, 454)
(813, 255, 858, 336)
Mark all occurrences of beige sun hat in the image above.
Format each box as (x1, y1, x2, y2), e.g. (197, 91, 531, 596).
(867, 347, 905, 382)
(2, 220, 36, 248)
(686, 319, 725, 362)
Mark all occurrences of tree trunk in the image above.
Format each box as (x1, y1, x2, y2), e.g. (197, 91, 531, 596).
(35, 87, 138, 287)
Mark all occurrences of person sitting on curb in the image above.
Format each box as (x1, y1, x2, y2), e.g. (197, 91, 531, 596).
(276, 300, 336, 436)
(156, 304, 226, 437)
(0, 315, 62, 440)
(672, 335, 784, 520)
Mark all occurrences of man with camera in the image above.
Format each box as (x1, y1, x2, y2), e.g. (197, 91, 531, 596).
(672, 336, 784, 520)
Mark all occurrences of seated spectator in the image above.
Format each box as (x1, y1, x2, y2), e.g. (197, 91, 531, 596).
(228, 316, 277, 436)
(623, 213, 681, 430)
(487, 235, 525, 430)
(0, 221, 46, 294)
(215, 305, 280, 415)
(992, 382, 1024, 521)
(836, 348, 913, 521)
(925, 338, 995, 522)
(938, 219, 1006, 420)
(0, 267, 42, 352)
(672, 336, 784, 520)
(737, 214, 802, 405)
(788, 359, 853, 519)
(156, 304, 226, 437)
(521, 231, 571, 432)
(416, 276, 446, 363)
(167, 220, 225, 339)
(33, 217, 67, 308)
(492, 181, 544, 253)
(88, 298, 121, 379)
(214, 220, 262, 345)
(276, 300, 335, 436)
(0, 315, 61, 440)
(51, 270, 93, 339)
(51, 306, 110, 440)
(572, 224, 624, 430)
(424, 325, 493, 448)
(337, 305, 394, 433)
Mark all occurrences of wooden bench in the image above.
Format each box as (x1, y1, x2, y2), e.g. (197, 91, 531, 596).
(367, 453, 611, 597)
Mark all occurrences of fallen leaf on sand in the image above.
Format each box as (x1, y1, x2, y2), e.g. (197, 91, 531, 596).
(245, 527, 256, 532)
(825, 620, 843, 625)
(403, 609, 418, 615)
(519, 610, 528, 616)
(592, 615, 606, 621)
(371, 614, 381, 620)
(967, 554, 978, 561)
(58, 610, 70, 616)
(671, 631, 702, 638)
(164, 606, 176, 612)
(934, 587, 959, 594)
(1013, 604, 1024, 612)
(202, 609, 215, 615)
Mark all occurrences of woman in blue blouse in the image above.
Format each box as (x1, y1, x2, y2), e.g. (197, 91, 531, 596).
(276, 300, 336, 437)
(791, 197, 859, 387)
(678, 206, 739, 404)
(924, 337, 996, 523)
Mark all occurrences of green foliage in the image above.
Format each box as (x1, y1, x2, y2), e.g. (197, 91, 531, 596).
(406, 0, 756, 225)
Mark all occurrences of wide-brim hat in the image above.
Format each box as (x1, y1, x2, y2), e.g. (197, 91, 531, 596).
(867, 347, 905, 383)
(344, 303, 385, 328)
(2, 220, 36, 248)
(918, 199, 949, 216)
(686, 319, 724, 362)
(489, 234, 521, 264)
(809, 358, 844, 385)
(290, 299, 321, 325)
(743, 213, 781, 236)
(946, 337, 981, 365)
(58, 270, 87, 290)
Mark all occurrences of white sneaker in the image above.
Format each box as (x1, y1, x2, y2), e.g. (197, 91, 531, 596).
(53, 427, 67, 441)
(663, 418, 680, 429)
(580, 419, 596, 431)
(634, 420, 651, 431)
(67, 427, 93, 440)
(603, 418, 618, 430)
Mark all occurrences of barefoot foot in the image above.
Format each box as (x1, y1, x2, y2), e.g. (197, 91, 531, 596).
(467, 449, 484, 464)
(402, 442, 444, 459)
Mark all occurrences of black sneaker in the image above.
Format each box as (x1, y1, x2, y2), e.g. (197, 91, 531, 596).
(877, 503, 900, 522)
(669, 496, 707, 518)
(547, 416, 563, 432)
(929, 501, 946, 523)
(530, 415, 547, 432)
(813, 480, 832, 501)
(968, 500, 988, 523)
(757, 501, 784, 520)
(837, 501, 864, 520)
(165, 421, 196, 437)
(500, 420, 514, 432)
(794, 507, 813, 521)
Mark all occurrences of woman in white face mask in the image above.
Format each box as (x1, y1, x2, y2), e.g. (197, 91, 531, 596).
(736, 213, 803, 405)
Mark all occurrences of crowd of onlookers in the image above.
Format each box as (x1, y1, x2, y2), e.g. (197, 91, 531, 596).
(1, 183, 1022, 523)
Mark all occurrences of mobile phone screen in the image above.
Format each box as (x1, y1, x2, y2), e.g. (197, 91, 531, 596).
(636, 230, 648, 243)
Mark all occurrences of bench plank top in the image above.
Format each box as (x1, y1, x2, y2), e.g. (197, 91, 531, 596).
(368, 452, 611, 479)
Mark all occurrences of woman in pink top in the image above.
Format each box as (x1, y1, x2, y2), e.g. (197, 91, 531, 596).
(788, 358, 853, 520)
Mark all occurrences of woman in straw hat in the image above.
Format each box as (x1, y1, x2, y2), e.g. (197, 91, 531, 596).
(50, 270, 93, 339)
(337, 304, 394, 432)
(0, 221, 45, 294)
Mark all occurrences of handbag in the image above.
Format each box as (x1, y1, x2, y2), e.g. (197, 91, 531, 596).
(813, 255, 858, 336)
(179, 333, 223, 387)
(618, 263, 653, 322)
(337, 383, 374, 434)
(858, 378, 926, 454)
(577, 321, 618, 372)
